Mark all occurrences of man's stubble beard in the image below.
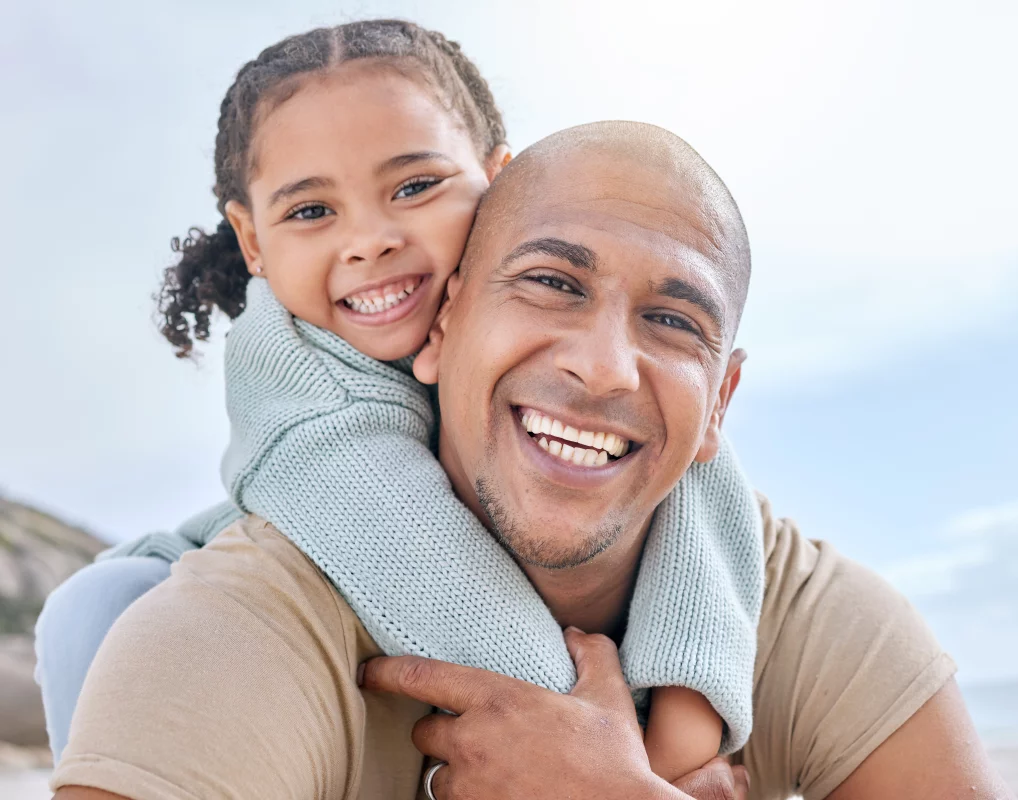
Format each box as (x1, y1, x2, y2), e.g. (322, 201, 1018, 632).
(475, 475, 623, 570)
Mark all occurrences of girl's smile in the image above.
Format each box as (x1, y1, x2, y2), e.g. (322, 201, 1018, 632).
(338, 273, 431, 327)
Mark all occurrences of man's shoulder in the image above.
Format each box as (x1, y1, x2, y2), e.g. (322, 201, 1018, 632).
(754, 494, 942, 672)
(755, 493, 828, 660)
(51, 515, 385, 800)
(748, 495, 956, 800)
(176, 514, 376, 655)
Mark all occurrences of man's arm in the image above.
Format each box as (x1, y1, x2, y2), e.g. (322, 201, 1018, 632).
(827, 679, 1014, 800)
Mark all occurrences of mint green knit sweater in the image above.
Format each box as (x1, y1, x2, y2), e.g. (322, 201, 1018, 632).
(103, 278, 764, 752)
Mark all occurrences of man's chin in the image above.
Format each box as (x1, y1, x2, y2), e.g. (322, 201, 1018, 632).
(498, 530, 619, 571)
(476, 475, 622, 570)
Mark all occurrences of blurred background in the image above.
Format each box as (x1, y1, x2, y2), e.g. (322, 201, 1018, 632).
(1, 0, 1015, 794)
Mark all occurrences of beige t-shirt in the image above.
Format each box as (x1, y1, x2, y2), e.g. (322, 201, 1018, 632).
(52, 497, 956, 800)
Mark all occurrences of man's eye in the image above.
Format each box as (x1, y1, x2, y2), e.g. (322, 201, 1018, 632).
(286, 203, 333, 221)
(528, 275, 580, 294)
(648, 313, 695, 332)
(394, 178, 442, 199)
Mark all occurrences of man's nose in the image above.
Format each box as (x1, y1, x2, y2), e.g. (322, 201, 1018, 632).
(338, 209, 406, 265)
(553, 311, 641, 397)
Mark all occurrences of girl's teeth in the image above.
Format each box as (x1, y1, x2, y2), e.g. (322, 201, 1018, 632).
(343, 278, 421, 315)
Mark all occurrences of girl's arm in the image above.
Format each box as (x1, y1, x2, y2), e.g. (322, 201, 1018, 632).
(645, 685, 724, 784)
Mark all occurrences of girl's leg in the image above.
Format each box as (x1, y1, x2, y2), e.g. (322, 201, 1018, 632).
(34, 556, 171, 763)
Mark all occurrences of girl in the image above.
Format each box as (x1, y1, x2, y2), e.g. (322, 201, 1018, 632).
(35, 19, 761, 793)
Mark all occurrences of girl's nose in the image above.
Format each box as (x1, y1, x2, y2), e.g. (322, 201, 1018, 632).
(339, 218, 406, 265)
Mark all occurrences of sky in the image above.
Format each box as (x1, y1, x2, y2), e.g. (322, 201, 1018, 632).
(1, 1, 1016, 685)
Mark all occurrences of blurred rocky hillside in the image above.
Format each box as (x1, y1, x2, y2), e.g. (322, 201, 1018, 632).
(0, 495, 106, 754)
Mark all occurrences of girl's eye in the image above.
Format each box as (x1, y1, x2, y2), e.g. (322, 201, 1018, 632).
(393, 177, 442, 200)
(527, 275, 581, 294)
(286, 203, 333, 221)
(647, 313, 696, 333)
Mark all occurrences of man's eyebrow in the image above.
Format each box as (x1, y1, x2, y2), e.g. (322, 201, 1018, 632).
(268, 176, 335, 208)
(376, 151, 453, 175)
(653, 277, 726, 331)
(501, 237, 600, 272)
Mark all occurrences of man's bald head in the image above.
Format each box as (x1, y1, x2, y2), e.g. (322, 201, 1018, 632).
(465, 121, 751, 337)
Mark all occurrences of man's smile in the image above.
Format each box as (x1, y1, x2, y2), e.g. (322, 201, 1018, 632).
(518, 406, 632, 466)
(506, 404, 644, 492)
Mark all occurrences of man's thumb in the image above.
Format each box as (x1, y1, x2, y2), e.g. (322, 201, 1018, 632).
(564, 627, 632, 709)
(671, 758, 748, 800)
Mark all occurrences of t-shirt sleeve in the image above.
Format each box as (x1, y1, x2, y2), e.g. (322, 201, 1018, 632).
(51, 517, 367, 800)
(744, 504, 957, 800)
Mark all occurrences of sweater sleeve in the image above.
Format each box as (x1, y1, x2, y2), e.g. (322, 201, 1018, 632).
(95, 501, 244, 564)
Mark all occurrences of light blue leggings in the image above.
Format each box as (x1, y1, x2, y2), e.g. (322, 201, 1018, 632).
(34, 557, 171, 763)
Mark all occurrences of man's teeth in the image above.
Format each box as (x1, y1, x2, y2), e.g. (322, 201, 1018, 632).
(343, 278, 420, 314)
(521, 410, 629, 466)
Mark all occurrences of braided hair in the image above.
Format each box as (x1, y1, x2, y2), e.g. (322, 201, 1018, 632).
(158, 20, 507, 357)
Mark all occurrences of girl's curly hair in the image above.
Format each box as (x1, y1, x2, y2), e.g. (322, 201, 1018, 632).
(158, 19, 507, 357)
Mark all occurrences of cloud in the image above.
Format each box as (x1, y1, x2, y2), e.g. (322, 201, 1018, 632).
(944, 501, 1018, 539)
(882, 501, 1018, 683)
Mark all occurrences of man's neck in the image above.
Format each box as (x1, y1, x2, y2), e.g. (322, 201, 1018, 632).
(519, 524, 650, 641)
(437, 426, 652, 640)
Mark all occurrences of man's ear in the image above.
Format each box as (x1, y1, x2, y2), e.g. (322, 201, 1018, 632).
(224, 200, 263, 276)
(484, 145, 512, 183)
(694, 348, 747, 463)
(413, 271, 464, 385)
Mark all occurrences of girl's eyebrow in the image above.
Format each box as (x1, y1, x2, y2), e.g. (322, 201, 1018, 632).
(376, 151, 454, 175)
(269, 176, 335, 208)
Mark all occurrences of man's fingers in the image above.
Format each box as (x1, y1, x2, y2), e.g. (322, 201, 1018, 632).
(672, 758, 744, 800)
(359, 655, 524, 715)
(564, 627, 633, 709)
(411, 713, 457, 762)
(732, 765, 750, 799)
(426, 759, 453, 800)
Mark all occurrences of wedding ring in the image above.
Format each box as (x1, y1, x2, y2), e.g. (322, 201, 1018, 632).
(424, 760, 447, 800)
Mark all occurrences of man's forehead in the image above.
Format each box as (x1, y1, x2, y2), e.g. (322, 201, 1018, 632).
(495, 156, 732, 280)
(509, 149, 734, 258)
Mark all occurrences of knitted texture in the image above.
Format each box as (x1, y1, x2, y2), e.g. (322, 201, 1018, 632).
(102, 278, 764, 752)
(98, 502, 242, 563)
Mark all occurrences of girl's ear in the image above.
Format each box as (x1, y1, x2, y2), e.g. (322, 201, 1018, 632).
(484, 145, 512, 183)
(413, 271, 463, 385)
(224, 200, 263, 276)
(694, 348, 747, 463)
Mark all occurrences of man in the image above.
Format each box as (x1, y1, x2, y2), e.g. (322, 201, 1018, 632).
(53, 123, 1012, 800)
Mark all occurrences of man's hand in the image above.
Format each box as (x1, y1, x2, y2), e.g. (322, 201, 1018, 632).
(672, 759, 751, 800)
(359, 628, 748, 800)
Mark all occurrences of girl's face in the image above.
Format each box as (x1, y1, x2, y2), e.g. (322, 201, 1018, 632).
(227, 62, 508, 361)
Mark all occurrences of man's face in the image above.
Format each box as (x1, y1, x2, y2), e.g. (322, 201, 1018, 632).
(433, 150, 743, 569)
